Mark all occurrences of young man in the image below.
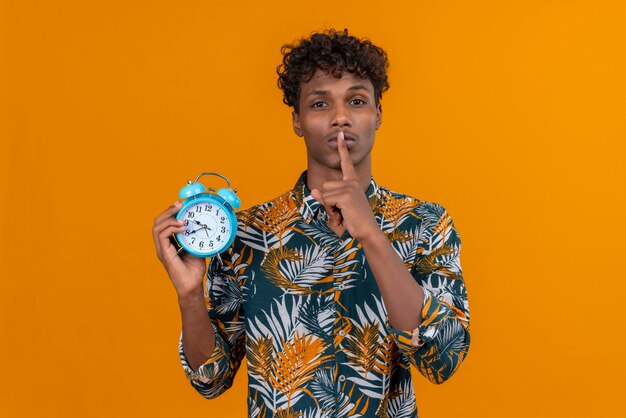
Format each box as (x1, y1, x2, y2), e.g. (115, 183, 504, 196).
(153, 29, 470, 417)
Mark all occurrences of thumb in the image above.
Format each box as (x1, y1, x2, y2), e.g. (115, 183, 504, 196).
(310, 188, 324, 205)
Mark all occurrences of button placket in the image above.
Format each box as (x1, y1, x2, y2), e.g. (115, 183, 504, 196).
(331, 241, 348, 389)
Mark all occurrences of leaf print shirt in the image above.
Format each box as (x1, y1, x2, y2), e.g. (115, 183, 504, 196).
(179, 171, 470, 418)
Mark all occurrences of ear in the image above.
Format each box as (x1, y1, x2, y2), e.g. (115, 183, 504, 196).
(375, 103, 382, 130)
(292, 111, 303, 137)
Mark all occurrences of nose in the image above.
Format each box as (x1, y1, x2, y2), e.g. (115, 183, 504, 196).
(331, 103, 352, 128)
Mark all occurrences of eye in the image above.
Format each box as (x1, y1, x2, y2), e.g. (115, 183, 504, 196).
(311, 101, 327, 108)
(350, 98, 367, 105)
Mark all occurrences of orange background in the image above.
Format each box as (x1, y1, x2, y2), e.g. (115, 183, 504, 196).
(1, 1, 625, 417)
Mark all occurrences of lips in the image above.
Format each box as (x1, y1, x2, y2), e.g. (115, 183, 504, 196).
(327, 132, 357, 149)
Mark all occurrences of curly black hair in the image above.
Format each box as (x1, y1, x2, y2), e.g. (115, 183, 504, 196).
(277, 29, 390, 113)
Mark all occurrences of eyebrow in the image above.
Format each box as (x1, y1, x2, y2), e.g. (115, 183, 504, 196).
(306, 85, 371, 97)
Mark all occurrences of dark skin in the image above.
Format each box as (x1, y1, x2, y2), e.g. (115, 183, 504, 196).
(152, 69, 425, 371)
(294, 69, 425, 327)
(152, 202, 214, 368)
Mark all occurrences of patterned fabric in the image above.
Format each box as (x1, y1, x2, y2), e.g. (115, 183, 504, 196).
(179, 171, 470, 417)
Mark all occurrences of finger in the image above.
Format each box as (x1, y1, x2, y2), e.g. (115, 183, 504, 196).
(153, 217, 185, 240)
(337, 131, 357, 180)
(153, 218, 185, 253)
(320, 180, 347, 191)
(318, 191, 343, 209)
(313, 189, 340, 216)
(156, 222, 185, 252)
(312, 189, 342, 225)
(154, 201, 182, 226)
(327, 206, 343, 227)
(310, 188, 326, 207)
(157, 224, 186, 260)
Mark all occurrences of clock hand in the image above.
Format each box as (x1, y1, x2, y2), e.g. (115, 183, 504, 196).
(186, 218, 213, 233)
(190, 218, 213, 229)
(185, 227, 204, 235)
(197, 220, 213, 232)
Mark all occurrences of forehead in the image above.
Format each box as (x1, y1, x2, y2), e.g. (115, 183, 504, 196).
(300, 69, 375, 95)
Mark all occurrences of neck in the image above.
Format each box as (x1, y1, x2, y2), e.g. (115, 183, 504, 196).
(306, 158, 372, 193)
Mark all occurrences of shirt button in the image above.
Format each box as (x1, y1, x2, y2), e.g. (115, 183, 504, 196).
(338, 283, 345, 291)
(338, 375, 346, 382)
(338, 330, 345, 336)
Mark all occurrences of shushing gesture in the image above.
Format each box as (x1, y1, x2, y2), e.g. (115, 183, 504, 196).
(310, 131, 381, 243)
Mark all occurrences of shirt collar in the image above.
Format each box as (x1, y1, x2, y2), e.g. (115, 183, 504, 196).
(291, 171, 381, 223)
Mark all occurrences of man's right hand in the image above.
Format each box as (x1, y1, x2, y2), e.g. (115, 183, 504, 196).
(152, 201, 207, 298)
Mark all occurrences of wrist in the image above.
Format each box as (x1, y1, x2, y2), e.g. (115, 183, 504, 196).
(357, 225, 386, 248)
(177, 286, 205, 307)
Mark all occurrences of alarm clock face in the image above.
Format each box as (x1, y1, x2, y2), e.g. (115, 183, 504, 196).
(175, 199, 233, 255)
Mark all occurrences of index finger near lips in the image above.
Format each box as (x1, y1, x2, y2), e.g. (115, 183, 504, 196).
(337, 132, 357, 180)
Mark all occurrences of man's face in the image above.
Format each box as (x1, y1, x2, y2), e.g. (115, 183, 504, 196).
(292, 69, 382, 173)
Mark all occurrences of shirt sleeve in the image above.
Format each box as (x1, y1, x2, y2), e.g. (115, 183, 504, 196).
(178, 245, 248, 398)
(388, 205, 470, 384)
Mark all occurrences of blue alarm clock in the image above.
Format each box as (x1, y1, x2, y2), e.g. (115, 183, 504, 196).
(174, 172, 241, 258)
